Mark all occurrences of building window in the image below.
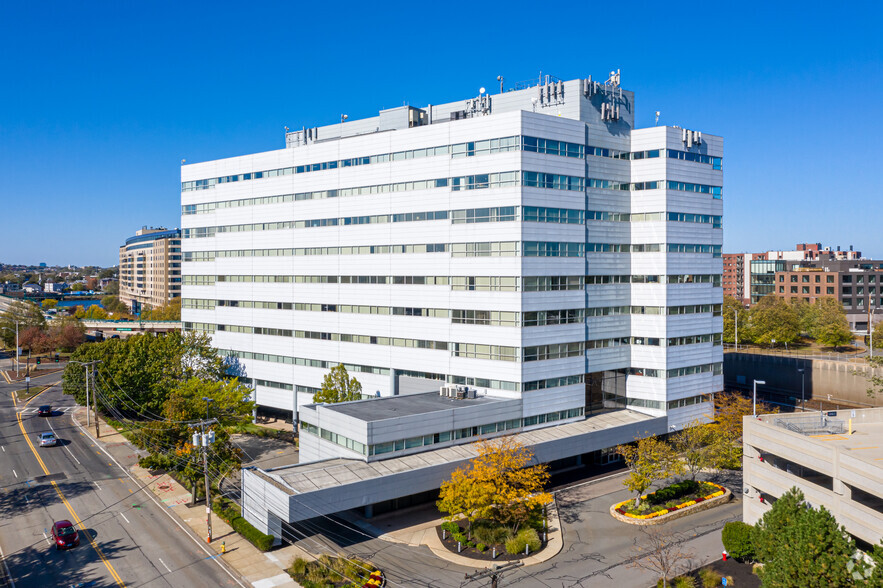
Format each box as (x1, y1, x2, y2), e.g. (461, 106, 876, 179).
(779, 286, 784, 293)
(801, 275, 810, 283)
(790, 286, 798, 293)
(778, 275, 784, 282)
(814, 275, 820, 283)
(827, 287, 834, 294)
(802, 286, 809, 294)
(843, 287, 852, 295)
(815, 287, 820, 294)
(843, 275, 852, 283)
(790, 275, 798, 282)
(827, 275, 835, 283)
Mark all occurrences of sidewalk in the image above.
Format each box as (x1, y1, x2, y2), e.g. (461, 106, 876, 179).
(71, 407, 308, 588)
(342, 499, 564, 567)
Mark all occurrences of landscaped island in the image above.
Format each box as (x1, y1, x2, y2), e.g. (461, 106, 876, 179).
(615, 480, 727, 520)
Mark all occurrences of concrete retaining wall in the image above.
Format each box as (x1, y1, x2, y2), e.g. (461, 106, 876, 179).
(725, 353, 883, 407)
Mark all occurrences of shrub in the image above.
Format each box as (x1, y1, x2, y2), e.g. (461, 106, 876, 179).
(722, 521, 755, 561)
(452, 532, 466, 544)
(472, 524, 510, 546)
(467, 541, 475, 548)
(649, 480, 699, 505)
(672, 577, 696, 588)
(505, 528, 542, 554)
(212, 497, 274, 551)
(476, 543, 487, 552)
(441, 521, 460, 534)
(698, 568, 723, 588)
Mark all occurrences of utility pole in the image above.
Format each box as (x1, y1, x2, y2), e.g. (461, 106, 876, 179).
(461, 562, 523, 588)
(70, 360, 101, 432)
(93, 366, 100, 438)
(193, 397, 216, 543)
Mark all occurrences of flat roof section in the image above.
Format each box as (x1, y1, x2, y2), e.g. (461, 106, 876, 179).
(759, 410, 883, 467)
(311, 391, 512, 421)
(268, 409, 654, 494)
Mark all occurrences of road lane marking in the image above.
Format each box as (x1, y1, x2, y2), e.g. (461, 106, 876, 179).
(94, 481, 101, 490)
(1, 445, 5, 452)
(46, 419, 82, 466)
(0, 540, 17, 588)
(42, 531, 50, 547)
(17, 388, 126, 587)
(119, 512, 130, 524)
(158, 558, 172, 573)
(12, 470, 16, 478)
(68, 407, 246, 588)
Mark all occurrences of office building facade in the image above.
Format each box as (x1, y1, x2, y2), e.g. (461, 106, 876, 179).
(118, 227, 182, 314)
(181, 73, 723, 462)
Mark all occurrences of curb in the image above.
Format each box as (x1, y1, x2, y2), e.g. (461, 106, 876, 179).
(609, 487, 733, 525)
(424, 498, 564, 567)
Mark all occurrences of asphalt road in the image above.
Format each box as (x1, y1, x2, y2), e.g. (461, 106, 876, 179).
(0, 373, 244, 588)
(286, 469, 742, 588)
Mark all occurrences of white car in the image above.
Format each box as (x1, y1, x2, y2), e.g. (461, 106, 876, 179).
(39, 432, 57, 447)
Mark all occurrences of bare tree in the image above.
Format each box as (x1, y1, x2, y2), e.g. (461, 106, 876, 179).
(629, 527, 695, 588)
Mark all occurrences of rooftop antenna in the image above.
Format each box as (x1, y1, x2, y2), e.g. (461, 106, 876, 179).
(655, 111, 660, 126)
(497, 75, 504, 94)
(340, 114, 348, 123)
(531, 97, 538, 112)
(181, 159, 186, 164)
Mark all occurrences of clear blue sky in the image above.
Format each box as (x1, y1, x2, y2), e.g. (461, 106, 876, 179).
(1, 1, 881, 267)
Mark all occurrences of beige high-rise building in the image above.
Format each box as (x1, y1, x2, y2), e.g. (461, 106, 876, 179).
(118, 227, 182, 314)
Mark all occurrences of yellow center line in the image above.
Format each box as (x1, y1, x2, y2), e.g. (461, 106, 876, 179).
(16, 386, 126, 587)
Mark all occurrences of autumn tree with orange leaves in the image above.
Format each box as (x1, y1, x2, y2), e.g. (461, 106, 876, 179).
(437, 436, 552, 534)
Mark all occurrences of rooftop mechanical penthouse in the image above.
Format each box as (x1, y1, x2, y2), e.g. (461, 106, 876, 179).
(180, 70, 724, 464)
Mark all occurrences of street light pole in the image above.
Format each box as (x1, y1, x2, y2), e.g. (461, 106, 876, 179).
(0, 324, 19, 378)
(734, 308, 739, 352)
(797, 368, 805, 411)
(753, 379, 766, 417)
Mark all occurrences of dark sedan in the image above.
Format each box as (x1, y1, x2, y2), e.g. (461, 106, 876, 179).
(38, 405, 52, 417)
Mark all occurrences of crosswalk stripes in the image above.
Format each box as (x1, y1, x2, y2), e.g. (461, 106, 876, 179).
(18, 406, 78, 414)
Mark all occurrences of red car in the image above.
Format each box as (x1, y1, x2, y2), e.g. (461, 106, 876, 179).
(51, 520, 80, 550)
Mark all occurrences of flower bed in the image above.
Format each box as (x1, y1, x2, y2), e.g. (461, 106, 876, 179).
(614, 481, 726, 520)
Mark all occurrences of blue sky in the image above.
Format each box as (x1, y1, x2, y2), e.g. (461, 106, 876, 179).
(1, 1, 881, 266)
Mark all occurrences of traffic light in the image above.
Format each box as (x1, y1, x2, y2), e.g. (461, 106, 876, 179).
(36, 358, 41, 365)
(55, 356, 60, 363)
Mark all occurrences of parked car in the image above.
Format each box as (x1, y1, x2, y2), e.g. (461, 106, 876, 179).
(51, 520, 80, 549)
(38, 405, 52, 417)
(39, 432, 57, 447)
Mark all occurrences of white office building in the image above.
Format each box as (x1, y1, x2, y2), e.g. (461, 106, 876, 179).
(181, 72, 723, 471)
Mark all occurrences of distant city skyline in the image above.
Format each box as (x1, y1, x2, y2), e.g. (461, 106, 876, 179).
(1, 1, 881, 266)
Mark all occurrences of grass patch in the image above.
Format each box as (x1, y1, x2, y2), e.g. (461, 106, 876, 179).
(288, 554, 382, 588)
(14, 385, 52, 403)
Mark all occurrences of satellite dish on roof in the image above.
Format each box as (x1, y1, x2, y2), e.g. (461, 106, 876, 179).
(479, 87, 486, 95)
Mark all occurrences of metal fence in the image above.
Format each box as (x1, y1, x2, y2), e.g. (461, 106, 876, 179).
(773, 415, 846, 436)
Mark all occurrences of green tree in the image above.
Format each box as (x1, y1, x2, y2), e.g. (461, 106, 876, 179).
(437, 436, 552, 534)
(854, 356, 883, 399)
(139, 377, 254, 495)
(790, 298, 817, 336)
(616, 435, 682, 505)
(101, 295, 128, 315)
(312, 364, 363, 403)
(754, 487, 859, 587)
(62, 331, 228, 416)
(812, 296, 853, 349)
(141, 298, 181, 320)
(81, 305, 109, 319)
(104, 281, 120, 295)
(670, 421, 714, 481)
(71, 283, 86, 292)
(747, 296, 800, 346)
(861, 540, 883, 587)
(42, 299, 59, 310)
(0, 300, 46, 347)
(98, 268, 116, 280)
(722, 296, 749, 345)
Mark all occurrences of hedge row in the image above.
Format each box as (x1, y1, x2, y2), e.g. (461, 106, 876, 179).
(213, 497, 274, 552)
